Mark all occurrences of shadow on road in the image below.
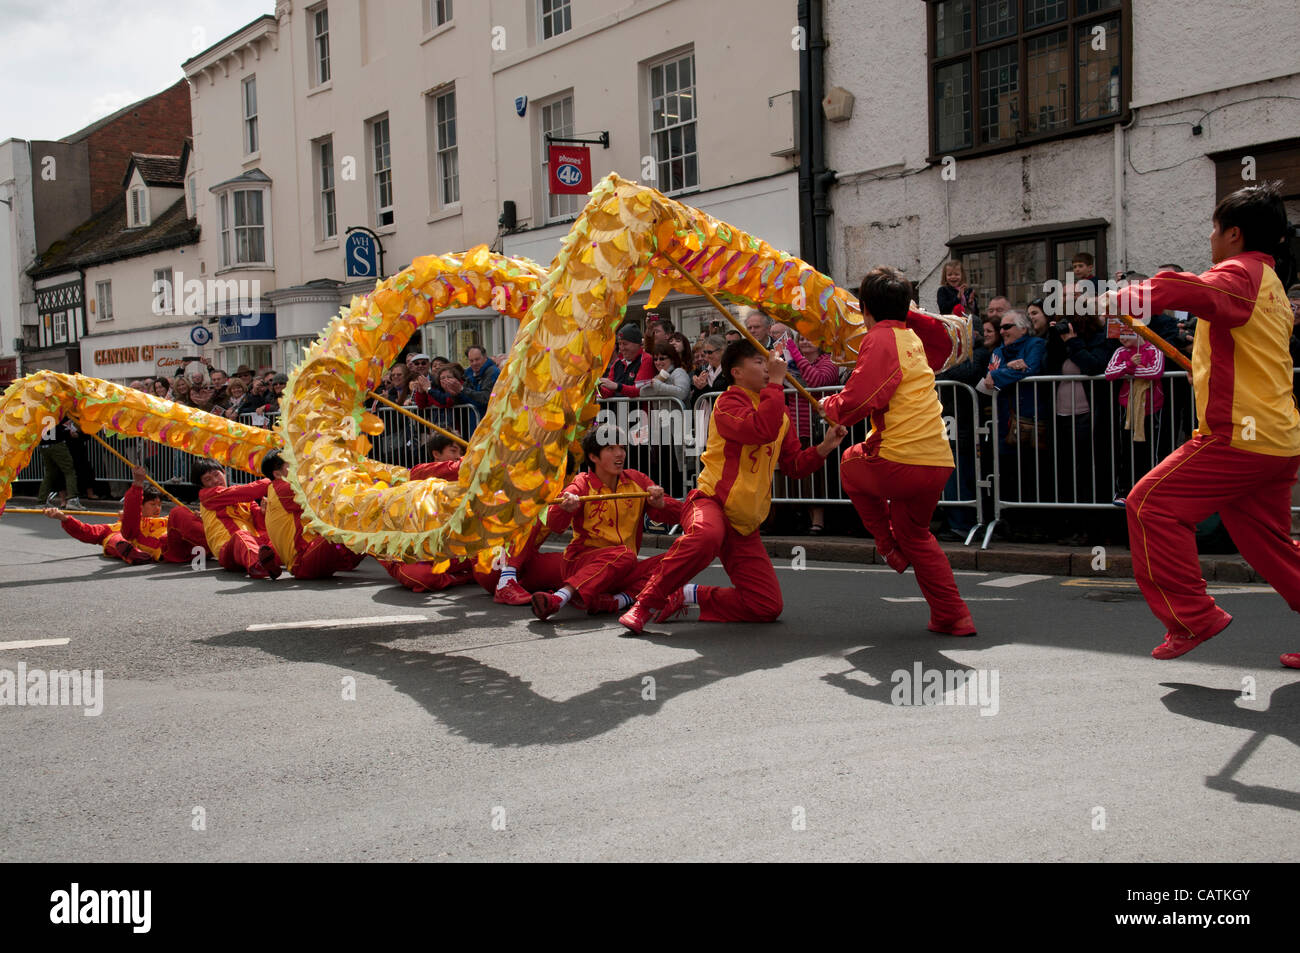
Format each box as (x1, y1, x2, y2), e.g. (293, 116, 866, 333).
(1158, 681, 1300, 813)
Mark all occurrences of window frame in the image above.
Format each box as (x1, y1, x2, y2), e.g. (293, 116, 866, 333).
(425, 0, 453, 31)
(215, 184, 273, 270)
(647, 49, 700, 197)
(926, 0, 1131, 162)
(309, 3, 331, 86)
(433, 89, 459, 210)
(128, 186, 149, 228)
(369, 114, 395, 227)
(948, 219, 1108, 309)
(242, 75, 259, 156)
(153, 267, 174, 315)
(539, 0, 572, 41)
(539, 93, 580, 224)
(95, 280, 113, 323)
(315, 136, 337, 240)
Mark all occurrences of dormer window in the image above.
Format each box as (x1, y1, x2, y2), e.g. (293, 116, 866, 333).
(129, 186, 150, 227)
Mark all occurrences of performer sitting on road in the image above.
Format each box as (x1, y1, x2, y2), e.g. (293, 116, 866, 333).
(530, 428, 683, 621)
(192, 459, 280, 579)
(821, 265, 975, 637)
(1106, 181, 1300, 665)
(619, 339, 847, 634)
(42, 502, 153, 565)
(262, 450, 367, 581)
(380, 436, 485, 593)
(122, 465, 211, 562)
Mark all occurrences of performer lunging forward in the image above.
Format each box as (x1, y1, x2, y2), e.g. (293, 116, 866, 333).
(821, 266, 975, 636)
(1108, 183, 1300, 663)
(620, 340, 846, 633)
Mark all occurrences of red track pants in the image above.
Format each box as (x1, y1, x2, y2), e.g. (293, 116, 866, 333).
(384, 557, 475, 592)
(163, 506, 210, 563)
(218, 531, 271, 574)
(533, 546, 667, 605)
(840, 447, 970, 628)
(293, 539, 365, 579)
(1128, 434, 1300, 638)
(636, 491, 783, 623)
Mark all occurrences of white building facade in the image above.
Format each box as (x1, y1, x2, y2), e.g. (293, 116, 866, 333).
(182, 0, 803, 371)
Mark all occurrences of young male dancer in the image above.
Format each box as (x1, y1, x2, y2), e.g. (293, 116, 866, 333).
(821, 265, 975, 636)
(530, 429, 682, 620)
(42, 504, 152, 564)
(262, 451, 366, 580)
(192, 460, 280, 579)
(1107, 182, 1300, 664)
(619, 340, 847, 633)
(121, 465, 211, 563)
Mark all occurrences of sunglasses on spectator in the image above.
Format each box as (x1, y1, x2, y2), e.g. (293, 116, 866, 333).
(1000, 324, 1016, 330)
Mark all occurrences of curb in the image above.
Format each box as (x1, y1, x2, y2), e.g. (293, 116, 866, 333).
(640, 532, 1260, 583)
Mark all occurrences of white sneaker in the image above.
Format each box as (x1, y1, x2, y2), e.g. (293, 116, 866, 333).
(64, 498, 86, 511)
(46, 492, 60, 505)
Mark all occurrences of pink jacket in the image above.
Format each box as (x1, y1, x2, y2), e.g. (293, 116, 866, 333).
(1104, 342, 1165, 412)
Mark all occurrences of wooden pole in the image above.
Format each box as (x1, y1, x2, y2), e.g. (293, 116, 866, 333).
(653, 252, 829, 419)
(89, 432, 189, 509)
(4, 507, 123, 517)
(1112, 312, 1193, 373)
(366, 391, 470, 448)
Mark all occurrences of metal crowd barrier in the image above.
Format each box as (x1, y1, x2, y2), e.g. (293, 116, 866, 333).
(591, 395, 694, 500)
(981, 370, 1195, 548)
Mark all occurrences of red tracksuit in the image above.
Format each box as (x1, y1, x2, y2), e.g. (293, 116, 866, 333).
(539, 468, 682, 606)
(381, 459, 484, 592)
(266, 478, 366, 579)
(635, 382, 828, 621)
(1115, 252, 1300, 640)
(120, 484, 209, 563)
(199, 479, 276, 574)
(58, 515, 148, 564)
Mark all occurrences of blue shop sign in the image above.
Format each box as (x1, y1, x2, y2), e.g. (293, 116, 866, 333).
(345, 232, 379, 278)
(217, 312, 277, 343)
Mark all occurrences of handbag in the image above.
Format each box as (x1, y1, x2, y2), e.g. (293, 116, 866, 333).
(1007, 412, 1046, 449)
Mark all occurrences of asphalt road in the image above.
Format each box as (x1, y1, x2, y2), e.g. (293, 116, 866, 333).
(1, 512, 1297, 862)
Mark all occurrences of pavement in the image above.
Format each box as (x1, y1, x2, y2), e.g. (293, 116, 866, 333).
(1, 506, 1297, 863)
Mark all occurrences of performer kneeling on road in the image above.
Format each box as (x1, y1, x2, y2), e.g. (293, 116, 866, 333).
(192, 459, 281, 579)
(531, 428, 683, 621)
(619, 339, 848, 634)
(1106, 181, 1300, 665)
(262, 450, 367, 580)
(820, 266, 975, 637)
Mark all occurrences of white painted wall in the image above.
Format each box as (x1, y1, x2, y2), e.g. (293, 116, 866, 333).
(0, 139, 37, 364)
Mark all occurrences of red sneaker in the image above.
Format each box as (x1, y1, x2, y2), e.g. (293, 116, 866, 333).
(112, 538, 137, 563)
(258, 544, 283, 580)
(585, 593, 620, 615)
(1151, 614, 1232, 660)
(928, 614, 977, 637)
(619, 601, 654, 635)
(1281, 653, 1300, 669)
(531, 591, 564, 621)
(495, 578, 532, 605)
(654, 589, 688, 623)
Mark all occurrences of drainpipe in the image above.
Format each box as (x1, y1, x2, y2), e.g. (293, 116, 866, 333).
(797, 0, 814, 264)
(809, 0, 834, 273)
(1114, 109, 1137, 274)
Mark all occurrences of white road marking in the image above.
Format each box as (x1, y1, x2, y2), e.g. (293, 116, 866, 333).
(246, 615, 427, 631)
(882, 597, 1017, 603)
(0, 638, 71, 650)
(980, 574, 1052, 588)
(775, 566, 988, 576)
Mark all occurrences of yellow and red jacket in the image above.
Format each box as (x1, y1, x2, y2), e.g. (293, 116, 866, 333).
(1116, 252, 1300, 456)
(198, 479, 270, 554)
(264, 479, 315, 572)
(119, 484, 171, 561)
(545, 469, 683, 560)
(820, 320, 953, 468)
(698, 383, 826, 535)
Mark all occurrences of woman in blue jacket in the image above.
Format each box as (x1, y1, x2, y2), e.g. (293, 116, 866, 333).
(978, 310, 1047, 518)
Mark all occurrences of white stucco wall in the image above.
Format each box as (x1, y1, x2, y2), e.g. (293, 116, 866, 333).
(0, 139, 37, 363)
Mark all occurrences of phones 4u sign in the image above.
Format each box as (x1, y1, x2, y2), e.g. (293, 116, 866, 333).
(548, 144, 591, 195)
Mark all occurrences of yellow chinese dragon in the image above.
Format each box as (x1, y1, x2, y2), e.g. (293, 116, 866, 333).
(0, 174, 968, 571)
